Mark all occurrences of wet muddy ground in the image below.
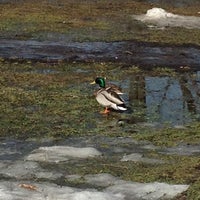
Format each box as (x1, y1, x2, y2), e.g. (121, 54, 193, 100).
(0, 39, 200, 70)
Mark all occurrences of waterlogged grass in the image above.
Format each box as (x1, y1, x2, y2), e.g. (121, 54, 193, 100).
(0, 61, 135, 138)
(1, 61, 200, 199)
(1, 61, 200, 142)
(0, 0, 200, 44)
(131, 123, 200, 147)
(0, 61, 95, 138)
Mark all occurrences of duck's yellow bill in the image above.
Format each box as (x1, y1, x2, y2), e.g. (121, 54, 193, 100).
(90, 81, 96, 84)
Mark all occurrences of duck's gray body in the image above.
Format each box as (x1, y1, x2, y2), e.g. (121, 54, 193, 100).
(96, 87, 127, 111)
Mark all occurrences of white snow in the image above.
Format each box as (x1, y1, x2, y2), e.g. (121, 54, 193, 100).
(145, 8, 176, 19)
(84, 173, 121, 187)
(0, 175, 189, 200)
(161, 143, 200, 156)
(1, 161, 40, 178)
(71, 191, 124, 200)
(26, 146, 102, 162)
(121, 153, 164, 164)
(84, 173, 189, 199)
(106, 181, 189, 200)
(0, 160, 63, 180)
(133, 7, 200, 29)
(0, 181, 124, 200)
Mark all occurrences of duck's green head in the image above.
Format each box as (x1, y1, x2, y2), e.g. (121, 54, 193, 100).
(91, 77, 106, 88)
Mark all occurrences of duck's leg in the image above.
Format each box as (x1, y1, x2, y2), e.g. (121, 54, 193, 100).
(101, 107, 110, 114)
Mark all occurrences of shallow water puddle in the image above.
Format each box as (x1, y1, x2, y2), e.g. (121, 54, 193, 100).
(117, 71, 200, 126)
(1, 39, 200, 69)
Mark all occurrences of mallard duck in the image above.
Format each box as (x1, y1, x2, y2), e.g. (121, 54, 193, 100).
(90, 77, 127, 114)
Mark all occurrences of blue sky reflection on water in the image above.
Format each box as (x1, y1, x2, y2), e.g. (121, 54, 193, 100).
(145, 74, 200, 125)
(125, 72, 200, 126)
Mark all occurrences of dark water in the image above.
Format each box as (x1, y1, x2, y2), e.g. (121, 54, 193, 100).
(1, 39, 200, 70)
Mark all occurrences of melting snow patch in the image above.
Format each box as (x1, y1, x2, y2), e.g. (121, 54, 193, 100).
(26, 146, 102, 162)
(0, 161, 41, 179)
(0, 160, 62, 180)
(71, 191, 124, 200)
(106, 182, 189, 200)
(161, 143, 200, 156)
(84, 173, 121, 187)
(0, 175, 189, 200)
(121, 153, 165, 164)
(0, 181, 124, 200)
(133, 7, 200, 29)
(73, 173, 189, 200)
